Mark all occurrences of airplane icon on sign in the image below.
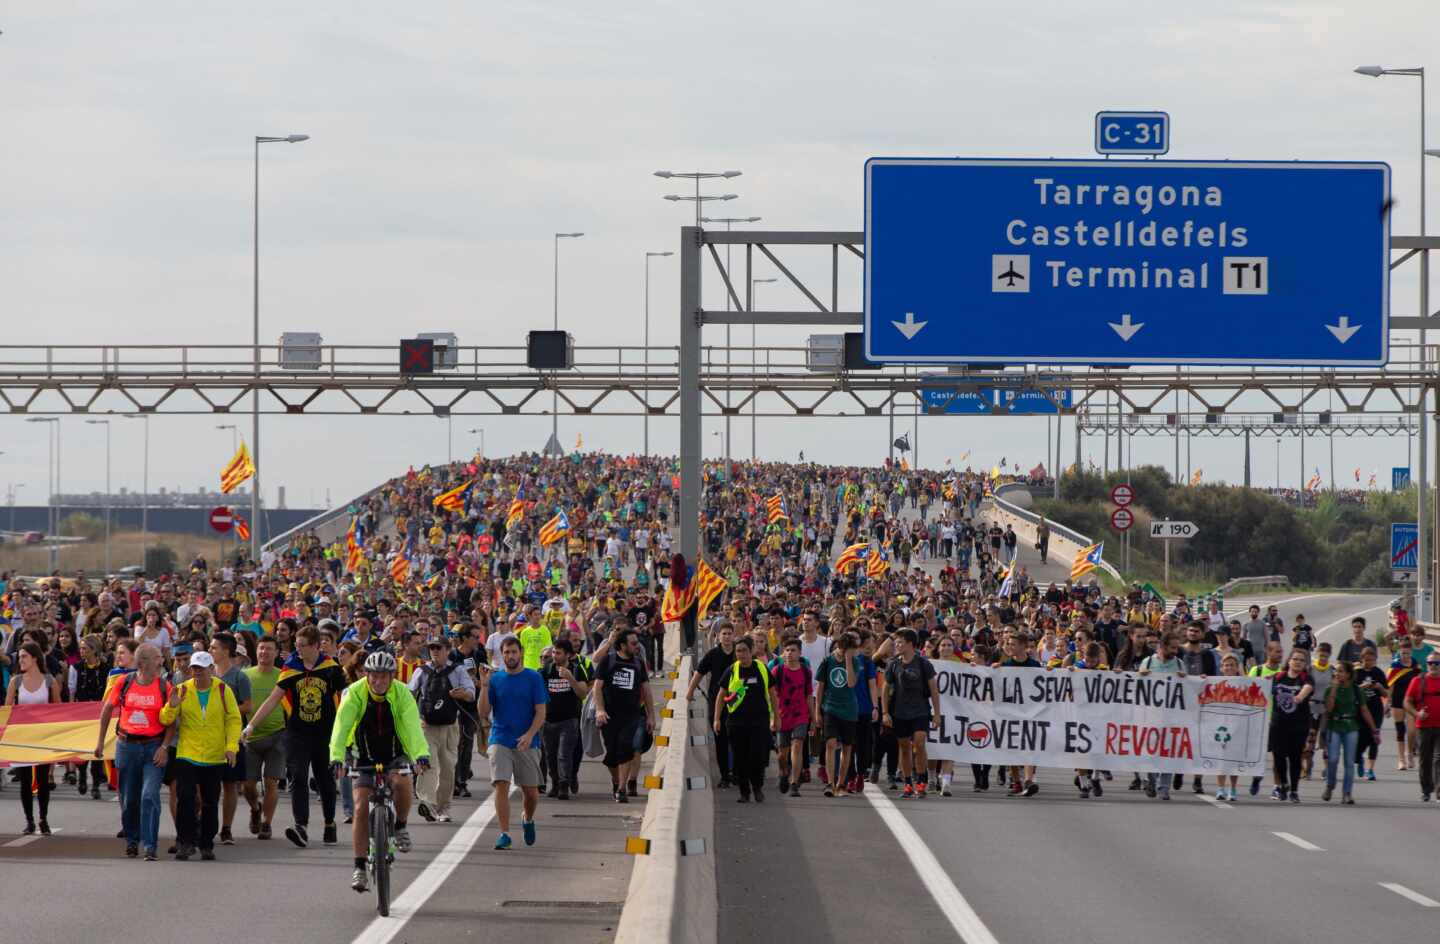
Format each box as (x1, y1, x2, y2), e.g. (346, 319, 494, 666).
(997, 263, 1025, 287)
(991, 254, 1030, 293)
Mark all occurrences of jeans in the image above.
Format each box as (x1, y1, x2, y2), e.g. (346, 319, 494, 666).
(115, 737, 165, 850)
(174, 760, 223, 851)
(285, 733, 337, 828)
(542, 718, 580, 788)
(456, 710, 476, 788)
(1419, 727, 1440, 797)
(1325, 729, 1359, 795)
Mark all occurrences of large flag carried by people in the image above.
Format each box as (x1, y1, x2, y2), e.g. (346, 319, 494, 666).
(835, 542, 870, 572)
(219, 441, 256, 494)
(433, 478, 475, 513)
(1071, 542, 1104, 581)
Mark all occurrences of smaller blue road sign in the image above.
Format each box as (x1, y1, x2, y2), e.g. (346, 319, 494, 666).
(1391, 522, 1419, 571)
(1095, 111, 1170, 156)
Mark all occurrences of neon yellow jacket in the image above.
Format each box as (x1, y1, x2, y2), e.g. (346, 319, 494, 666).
(328, 678, 429, 765)
(159, 679, 242, 765)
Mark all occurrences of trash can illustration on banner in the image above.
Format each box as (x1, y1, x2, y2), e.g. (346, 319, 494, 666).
(1197, 680, 1270, 767)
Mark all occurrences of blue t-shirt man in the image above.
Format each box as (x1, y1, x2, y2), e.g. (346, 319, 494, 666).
(487, 667, 549, 749)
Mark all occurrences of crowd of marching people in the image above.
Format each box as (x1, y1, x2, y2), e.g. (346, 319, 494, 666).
(1, 449, 1438, 894)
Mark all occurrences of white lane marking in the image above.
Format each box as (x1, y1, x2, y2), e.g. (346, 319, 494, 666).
(1224, 592, 1334, 618)
(4, 827, 61, 848)
(1196, 792, 1232, 810)
(1314, 602, 1392, 642)
(864, 788, 1000, 944)
(1379, 882, 1440, 908)
(1271, 831, 1324, 852)
(351, 786, 511, 944)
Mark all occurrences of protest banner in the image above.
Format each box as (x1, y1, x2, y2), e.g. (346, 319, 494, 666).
(925, 663, 1272, 775)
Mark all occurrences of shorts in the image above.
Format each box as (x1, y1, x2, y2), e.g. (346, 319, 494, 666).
(602, 715, 644, 768)
(245, 732, 286, 782)
(350, 758, 412, 790)
(823, 715, 857, 745)
(488, 744, 541, 787)
(891, 716, 931, 739)
(220, 744, 249, 784)
(776, 723, 809, 747)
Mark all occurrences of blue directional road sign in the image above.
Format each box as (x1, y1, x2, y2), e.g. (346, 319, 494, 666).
(1393, 467, 1411, 491)
(1095, 111, 1169, 155)
(999, 388, 1073, 414)
(864, 159, 1390, 366)
(1392, 522, 1419, 572)
(920, 379, 994, 414)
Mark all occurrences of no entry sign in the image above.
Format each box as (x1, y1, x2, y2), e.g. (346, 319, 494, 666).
(209, 506, 234, 534)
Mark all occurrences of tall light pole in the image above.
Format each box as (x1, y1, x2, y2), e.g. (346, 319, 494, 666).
(643, 251, 673, 456)
(749, 277, 777, 460)
(440, 414, 453, 464)
(467, 427, 486, 460)
(6, 484, 23, 532)
(125, 415, 150, 566)
(551, 232, 585, 454)
(26, 417, 58, 571)
(216, 424, 239, 452)
(654, 170, 742, 226)
(1356, 65, 1429, 613)
(254, 132, 310, 561)
(702, 216, 761, 462)
(86, 420, 111, 574)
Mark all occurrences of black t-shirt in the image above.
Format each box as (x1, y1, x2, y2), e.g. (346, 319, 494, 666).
(541, 659, 592, 724)
(884, 655, 937, 720)
(597, 654, 649, 719)
(354, 695, 402, 765)
(1270, 671, 1313, 731)
(1354, 665, 1387, 717)
(696, 644, 737, 701)
(725, 661, 770, 728)
(277, 657, 350, 739)
(627, 603, 660, 637)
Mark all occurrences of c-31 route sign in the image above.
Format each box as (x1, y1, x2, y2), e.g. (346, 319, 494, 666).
(864, 158, 1389, 366)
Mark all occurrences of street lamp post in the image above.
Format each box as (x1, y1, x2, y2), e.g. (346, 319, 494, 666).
(552, 232, 585, 454)
(467, 427, 485, 459)
(7, 484, 24, 532)
(654, 170, 742, 226)
(85, 420, 111, 574)
(125, 415, 150, 566)
(216, 424, 239, 452)
(1356, 65, 1429, 613)
(643, 251, 673, 456)
(254, 132, 310, 561)
(26, 417, 58, 571)
(702, 216, 761, 462)
(749, 277, 777, 460)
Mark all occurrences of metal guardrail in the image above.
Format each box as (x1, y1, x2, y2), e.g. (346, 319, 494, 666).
(991, 482, 1124, 582)
(262, 482, 389, 557)
(1215, 575, 1292, 596)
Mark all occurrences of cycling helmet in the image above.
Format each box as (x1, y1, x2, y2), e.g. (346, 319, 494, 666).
(363, 651, 398, 674)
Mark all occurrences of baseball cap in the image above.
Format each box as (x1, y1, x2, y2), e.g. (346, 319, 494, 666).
(189, 651, 215, 668)
(173, 642, 193, 657)
(317, 618, 341, 632)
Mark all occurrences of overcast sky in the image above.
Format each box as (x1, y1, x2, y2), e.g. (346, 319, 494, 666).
(2, 2, 1437, 513)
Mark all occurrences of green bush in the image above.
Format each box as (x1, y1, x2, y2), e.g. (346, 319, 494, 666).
(144, 544, 178, 575)
(58, 512, 105, 541)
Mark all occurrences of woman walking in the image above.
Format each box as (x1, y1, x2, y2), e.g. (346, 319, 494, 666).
(1320, 661, 1379, 805)
(5, 643, 62, 834)
(1270, 650, 1315, 803)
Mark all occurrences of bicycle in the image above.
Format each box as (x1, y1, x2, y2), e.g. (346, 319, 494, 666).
(365, 762, 399, 917)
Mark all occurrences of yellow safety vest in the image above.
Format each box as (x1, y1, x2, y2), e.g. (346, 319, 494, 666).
(724, 659, 772, 718)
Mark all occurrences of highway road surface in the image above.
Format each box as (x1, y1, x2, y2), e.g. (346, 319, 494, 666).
(0, 719, 652, 944)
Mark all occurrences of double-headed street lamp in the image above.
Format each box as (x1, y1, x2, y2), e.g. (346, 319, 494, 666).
(467, 427, 486, 459)
(253, 132, 310, 560)
(655, 170, 742, 226)
(85, 420, 111, 574)
(643, 251, 674, 456)
(1356, 65, 1430, 611)
(551, 232, 585, 454)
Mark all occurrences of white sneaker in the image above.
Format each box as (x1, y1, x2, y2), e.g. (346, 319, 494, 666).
(437, 812, 453, 823)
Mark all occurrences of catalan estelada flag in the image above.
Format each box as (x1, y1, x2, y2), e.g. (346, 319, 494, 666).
(390, 537, 414, 583)
(0, 702, 114, 767)
(220, 441, 256, 494)
(694, 559, 728, 620)
(433, 479, 475, 513)
(1070, 542, 1104, 582)
(765, 494, 789, 524)
(505, 486, 527, 530)
(539, 510, 570, 546)
(866, 547, 890, 579)
(234, 512, 251, 542)
(835, 542, 870, 572)
(345, 516, 364, 573)
(661, 579, 697, 623)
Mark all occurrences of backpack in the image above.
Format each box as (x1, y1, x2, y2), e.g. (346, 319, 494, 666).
(119, 672, 171, 714)
(417, 664, 459, 726)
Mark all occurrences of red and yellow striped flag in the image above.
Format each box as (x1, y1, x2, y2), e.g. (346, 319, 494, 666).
(220, 441, 256, 494)
(694, 559, 729, 620)
(0, 703, 115, 767)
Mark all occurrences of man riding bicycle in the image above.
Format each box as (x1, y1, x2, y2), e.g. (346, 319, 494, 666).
(329, 651, 431, 893)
